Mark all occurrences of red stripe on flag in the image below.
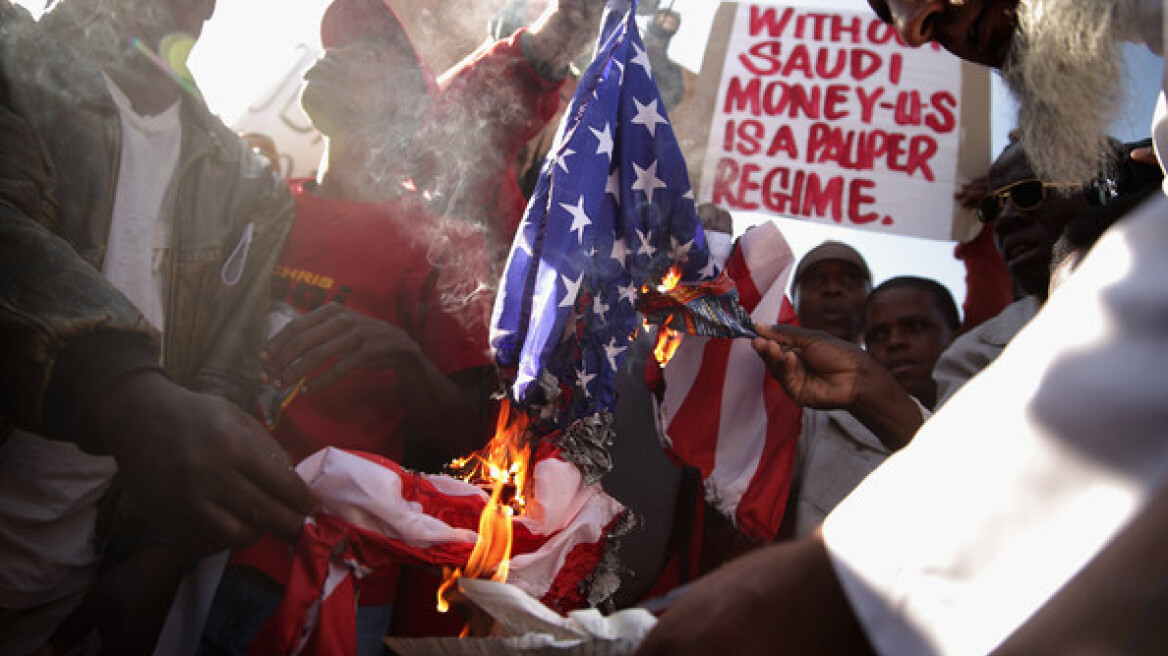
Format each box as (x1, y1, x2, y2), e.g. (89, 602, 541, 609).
(665, 337, 732, 477)
(734, 374, 801, 539)
(725, 242, 761, 312)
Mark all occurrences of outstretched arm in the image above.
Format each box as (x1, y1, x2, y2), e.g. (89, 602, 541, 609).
(752, 324, 924, 451)
(634, 532, 877, 656)
(524, 0, 606, 78)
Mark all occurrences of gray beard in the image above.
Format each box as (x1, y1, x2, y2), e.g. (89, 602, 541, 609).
(1003, 0, 1135, 183)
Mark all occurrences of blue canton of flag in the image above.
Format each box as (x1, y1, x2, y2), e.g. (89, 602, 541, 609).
(490, 0, 721, 430)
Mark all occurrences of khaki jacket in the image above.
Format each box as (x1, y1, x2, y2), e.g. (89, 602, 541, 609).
(0, 2, 293, 438)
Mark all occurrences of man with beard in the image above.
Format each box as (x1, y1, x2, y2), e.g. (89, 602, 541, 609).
(0, 0, 321, 653)
(633, 2, 1168, 655)
(868, 0, 1164, 183)
(931, 136, 1095, 408)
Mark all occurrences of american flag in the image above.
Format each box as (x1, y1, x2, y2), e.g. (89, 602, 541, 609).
(659, 222, 803, 542)
(491, 0, 727, 428)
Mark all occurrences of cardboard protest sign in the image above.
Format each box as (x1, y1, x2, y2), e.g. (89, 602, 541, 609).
(682, 3, 990, 241)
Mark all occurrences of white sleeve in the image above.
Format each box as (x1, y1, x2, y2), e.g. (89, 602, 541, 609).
(822, 194, 1168, 656)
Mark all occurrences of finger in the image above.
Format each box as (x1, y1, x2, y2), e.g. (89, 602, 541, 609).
(270, 313, 353, 384)
(264, 305, 328, 358)
(1131, 146, 1159, 166)
(303, 351, 365, 392)
(170, 498, 263, 554)
(208, 471, 306, 547)
(281, 330, 361, 386)
(264, 305, 345, 374)
(233, 417, 319, 530)
(754, 322, 814, 346)
(752, 335, 787, 370)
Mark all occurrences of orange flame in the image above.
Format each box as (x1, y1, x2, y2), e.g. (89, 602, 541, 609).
(652, 266, 684, 365)
(658, 266, 682, 293)
(437, 399, 531, 614)
(654, 321, 683, 365)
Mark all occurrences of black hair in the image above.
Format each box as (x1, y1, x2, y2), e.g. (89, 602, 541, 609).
(867, 276, 961, 333)
(1052, 138, 1165, 268)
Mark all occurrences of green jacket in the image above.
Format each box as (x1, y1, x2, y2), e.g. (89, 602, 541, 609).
(0, 2, 294, 445)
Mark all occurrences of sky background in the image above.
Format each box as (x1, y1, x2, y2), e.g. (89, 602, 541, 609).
(14, 0, 1164, 313)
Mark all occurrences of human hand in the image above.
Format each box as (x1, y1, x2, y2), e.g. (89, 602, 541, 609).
(30, 546, 189, 656)
(751, 324, 870, 410)
(86, 371, 316, 553)
(697, 203, 733, 234)
(260, 303, 421, 394)
(549, 0, 605, 27)
(753, 324, 924, 450)
(1130, 144, 1159, 168)
(955, 174, 990, 211)
(527, 0, 605, 74)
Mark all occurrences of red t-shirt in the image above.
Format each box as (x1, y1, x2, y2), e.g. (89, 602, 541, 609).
(268, 179, 493, 464)
(233, 179, 493, 603)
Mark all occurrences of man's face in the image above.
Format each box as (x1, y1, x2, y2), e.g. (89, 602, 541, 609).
(795, 260, 870, 342)
(864, 286, 955, 407)
(869, 0, 1126, 183)
(866, 0, 1021, 68)
(301, 37, 426, 138)
(986, 146, 1090, 298)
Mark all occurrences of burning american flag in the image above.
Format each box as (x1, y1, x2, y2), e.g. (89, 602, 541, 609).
(491, 0, 753, 428)
(249, 1, 762, 652)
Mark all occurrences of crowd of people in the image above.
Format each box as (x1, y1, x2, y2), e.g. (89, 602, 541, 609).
(1, 0, 1166, 655)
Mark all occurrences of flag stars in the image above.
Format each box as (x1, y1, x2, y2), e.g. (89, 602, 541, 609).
(560, 273, 583, 308)
(590, 123, 614, 161)
(631, 98, 668, 138)
(560, 196, 592, 243)
(557, 147, 577, 173)
(604, 338, 627, 372)
(576, 366, 597, 397)
(610, 237, 629, 265)
(640, 226, 658, 254)
(593, 294, 610, 321)
(515, 228, 533, 257)
(632, 159, 667, 203)
(636, 227, 656, 256)
(631, 42, 653, 79)
(617, 282, 638, 306)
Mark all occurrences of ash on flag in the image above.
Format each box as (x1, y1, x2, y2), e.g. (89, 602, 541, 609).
(491, 0, 755, 433)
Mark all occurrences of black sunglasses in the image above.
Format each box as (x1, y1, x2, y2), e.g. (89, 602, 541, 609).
(978, 179, 1084, 223)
